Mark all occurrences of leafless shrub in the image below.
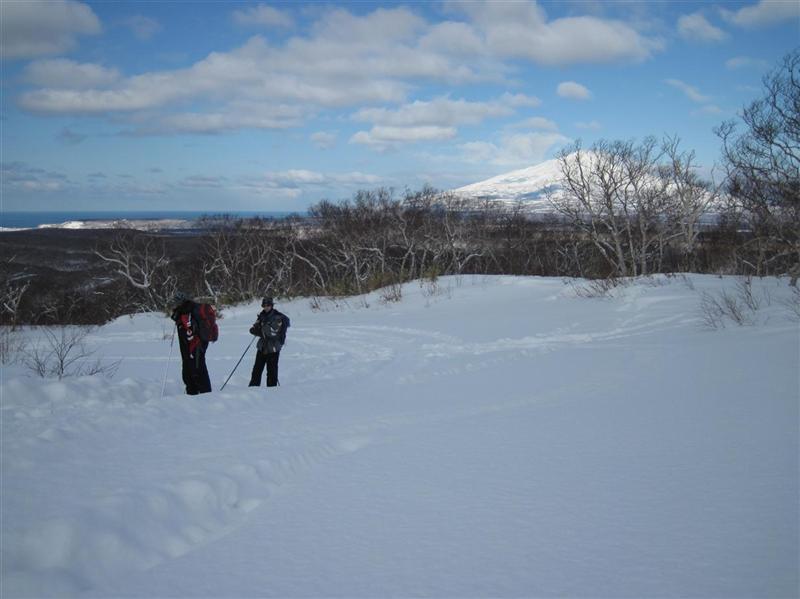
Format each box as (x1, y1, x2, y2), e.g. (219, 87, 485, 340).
(781, 286, 800, 321)
(379, 282, 403, 304)
(420, 277, 440, 298)
(572, 277, 627, 299)
(699, 283, 761, 329)
(735, 277, 762, 311)
(23, 326, 121, 379)
(641, 275, 671, 287)
(0, 327, 27, 365)
(719, 290, 753, 325)
(308, 296, 323, 312)
(699, 292, 727, 329)
(308, 296, 352, 312)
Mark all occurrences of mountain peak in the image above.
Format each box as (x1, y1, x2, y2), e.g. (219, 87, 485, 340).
(453, 156, 566, 211)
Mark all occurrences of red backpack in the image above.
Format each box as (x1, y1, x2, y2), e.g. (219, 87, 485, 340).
(193, 303, 219, 342)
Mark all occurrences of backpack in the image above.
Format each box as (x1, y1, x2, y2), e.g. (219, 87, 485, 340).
(261, 313, 288, 339)
(193, 303, 219, 342)
(260, 312, 289, 348)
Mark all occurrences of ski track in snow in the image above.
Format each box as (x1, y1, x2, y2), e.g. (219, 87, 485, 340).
(3, 380, 378, 595)
(2, 274, 798, 597)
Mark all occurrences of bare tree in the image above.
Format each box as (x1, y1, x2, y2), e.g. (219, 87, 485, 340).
(0, 255, 35, 329)
(659, 137, 718, 271)
(716, 49, 800, 280)
(549, 139, 669, 277)
(200, 216, 296, 303)
(94, 231, 177, 312)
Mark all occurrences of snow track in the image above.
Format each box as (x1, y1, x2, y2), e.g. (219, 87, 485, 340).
(3, 380, 371, 595)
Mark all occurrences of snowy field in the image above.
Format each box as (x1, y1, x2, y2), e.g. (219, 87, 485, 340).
(2, 275, 798, 598)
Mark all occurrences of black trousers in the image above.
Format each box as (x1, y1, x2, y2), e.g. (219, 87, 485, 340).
(249, 351, 279, 387)
(181, 347, 211, 395)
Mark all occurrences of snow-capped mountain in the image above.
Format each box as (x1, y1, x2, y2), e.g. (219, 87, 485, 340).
(453, 153, 721, 218)
(453, 156, 565, 212)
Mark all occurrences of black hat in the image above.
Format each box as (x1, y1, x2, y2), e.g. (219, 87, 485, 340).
(262, 296, 274, 307)
(171, 291, 190, 306)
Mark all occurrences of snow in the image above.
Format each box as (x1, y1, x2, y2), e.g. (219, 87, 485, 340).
(0, 219, 196, 232)
(36, 218, 195, 231)
(454, 157, 563, 210)
(2, 275, 798, 597)
(452, 154, 721, 218)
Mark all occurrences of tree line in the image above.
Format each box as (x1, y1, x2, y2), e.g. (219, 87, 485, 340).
(1, 49, 797, 327)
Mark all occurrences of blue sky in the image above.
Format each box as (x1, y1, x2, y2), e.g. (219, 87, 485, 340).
(1, 1, 798, 212)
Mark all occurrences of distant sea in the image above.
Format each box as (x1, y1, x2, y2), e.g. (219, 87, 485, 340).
(0, 210, 299, 229)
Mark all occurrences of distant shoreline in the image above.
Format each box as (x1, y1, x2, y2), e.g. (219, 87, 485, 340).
(0, 211, 303, 232)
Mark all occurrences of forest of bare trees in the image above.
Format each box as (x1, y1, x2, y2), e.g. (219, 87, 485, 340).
(1, 50, 797, 327)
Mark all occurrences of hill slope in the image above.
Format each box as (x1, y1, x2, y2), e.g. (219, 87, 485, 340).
(2, 275, 798, 597)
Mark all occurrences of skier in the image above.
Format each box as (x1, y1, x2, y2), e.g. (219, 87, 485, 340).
(170, 291, 212, 395)
(248, 296, 290, 388)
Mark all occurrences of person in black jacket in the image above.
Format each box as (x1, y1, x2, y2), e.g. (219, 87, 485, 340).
(170, 292, 212, 395)
(249, 297, 290, 388)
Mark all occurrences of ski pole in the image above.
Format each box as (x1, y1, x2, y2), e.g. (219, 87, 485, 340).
(160, 328, 176, 400)
(221, 336, 256, 391)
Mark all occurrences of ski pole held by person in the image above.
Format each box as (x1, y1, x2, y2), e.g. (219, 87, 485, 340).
(249, 296, 290, 388)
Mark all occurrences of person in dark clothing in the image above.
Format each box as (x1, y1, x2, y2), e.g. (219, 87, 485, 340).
(249, 297, 290, 388)
(171, 292, 212, 395)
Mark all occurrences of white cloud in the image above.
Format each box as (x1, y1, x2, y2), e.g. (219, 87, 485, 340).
(309, 6, 425, 44)
(458, 141, 499, 164)
(665, 79, 711, 103)
(232, 4, 293, 28)
(458, 132, 570, 167)
(501, 93, 542, 108)
(56, 127, 87, 145)
(419, 21, 485, 55)
(351, 126, 458, 150)
(557, 81, 592, 100)
(138, 102, 308, 135)
(244, 169, 382, 196)
(515, 117, 559, 131)
(677, 13, 727, 42)
(725, 56, 770, 69)
(353, 95, 535, 128)
(311, 131, 337, 149)
(451, 1, 661, 65)
(1, 0, 101, 60)
(575, 120, 602, 130)
(0, 162, 70, 192)
(21, 5, 494, 121)
(23, 59, 120, 89)
(721, 0, 800, 28)
(181, 175, 229, 188)
(11, 2, 654, 140)
(121, 16, 161, 41)
(351, 94, 541, 150)
(21, 86, 178, 114)
(17, 33, 411, 116)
